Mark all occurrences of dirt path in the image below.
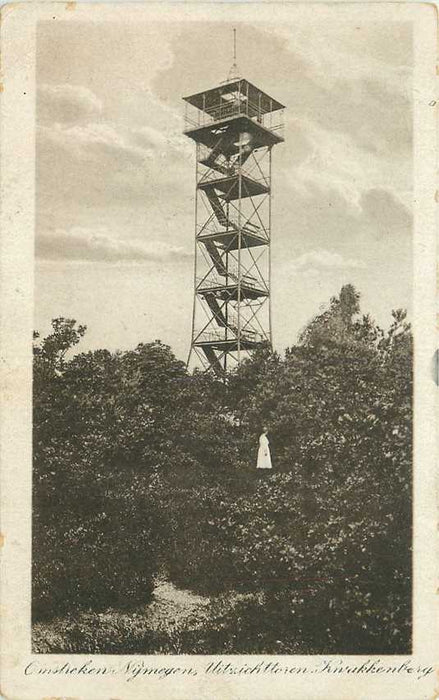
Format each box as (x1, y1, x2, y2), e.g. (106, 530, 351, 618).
(146, 580, 211, 632)
(33, 579, 247, 653)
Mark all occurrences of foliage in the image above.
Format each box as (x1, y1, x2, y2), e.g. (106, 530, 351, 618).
(33, 324, 176, 619)
(160, 286, 412, 653)
(33, 286, 412, 654)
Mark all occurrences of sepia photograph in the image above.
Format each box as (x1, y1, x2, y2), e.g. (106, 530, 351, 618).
(30, 10, 416, 657)
(0, 4, 437, 698)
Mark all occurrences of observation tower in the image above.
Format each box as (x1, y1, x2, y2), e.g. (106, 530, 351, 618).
(183, 46, 285, 376)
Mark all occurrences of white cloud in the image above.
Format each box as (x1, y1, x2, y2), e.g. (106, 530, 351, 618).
(276, 21, 411, 98)
(36, 227, 191, 264)
(38, 121, 157, 164)
(283, 119, 369, 210)
(132, 124, 192, 159)
(280, 115, 412, 223)
(290, 248, 367, 272)
(36, 85, 191, 216)
(38, 83, 103, 125)
(38, 83, 156, 164)
(38, 78, 190, 157)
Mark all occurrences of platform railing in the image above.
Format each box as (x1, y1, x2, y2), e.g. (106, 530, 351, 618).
(184, 101, 284, 135)
(196, 271, 261, 288)
(194, 327, 267, 345)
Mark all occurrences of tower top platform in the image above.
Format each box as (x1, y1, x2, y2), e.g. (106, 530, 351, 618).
(183, 78, 284, 121)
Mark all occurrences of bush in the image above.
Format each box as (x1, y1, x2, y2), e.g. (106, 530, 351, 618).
(33, 288, 412, 654)
(33, 468, 161, 620)
(32, 332, 185, 621)
(162, 466, 411, 653)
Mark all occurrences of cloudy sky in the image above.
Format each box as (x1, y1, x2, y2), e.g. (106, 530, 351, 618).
(35, 13, 413, 361)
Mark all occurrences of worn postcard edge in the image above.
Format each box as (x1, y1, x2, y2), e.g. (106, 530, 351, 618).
(0, 2, 437, 699)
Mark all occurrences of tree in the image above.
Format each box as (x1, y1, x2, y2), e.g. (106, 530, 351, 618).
(298, 283, 360, 346)
(33, 317, 87, 372)
(32, 288, 413, 653)
(32, 326, 169, 619)
(165, 285, 412, 652)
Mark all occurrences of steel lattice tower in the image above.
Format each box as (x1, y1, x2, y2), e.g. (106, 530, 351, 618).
(183, 76, 284, 376)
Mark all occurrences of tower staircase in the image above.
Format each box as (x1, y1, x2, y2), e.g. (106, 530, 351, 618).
(183, 77, 285, 375)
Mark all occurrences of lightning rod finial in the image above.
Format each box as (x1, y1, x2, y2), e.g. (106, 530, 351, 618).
(227, 27, 241, 82)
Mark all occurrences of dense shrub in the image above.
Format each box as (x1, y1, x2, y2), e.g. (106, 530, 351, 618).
(160, 287, 412, 653)
(33, 286, 412, 653)
(33, 461, 162, 619)
(162, 468, 410, 653)
(32, 331, 178, 620)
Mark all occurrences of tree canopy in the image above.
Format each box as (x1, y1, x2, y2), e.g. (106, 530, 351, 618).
(32, 285, 412, 654)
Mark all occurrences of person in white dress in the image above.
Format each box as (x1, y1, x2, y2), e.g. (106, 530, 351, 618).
(257, 427, 272, 470)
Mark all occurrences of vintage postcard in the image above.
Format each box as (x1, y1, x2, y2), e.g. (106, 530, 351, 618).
(0, 2, 438, 699)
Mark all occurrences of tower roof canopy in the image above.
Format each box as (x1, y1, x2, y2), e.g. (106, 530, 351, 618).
(183, 78, 284, 115)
